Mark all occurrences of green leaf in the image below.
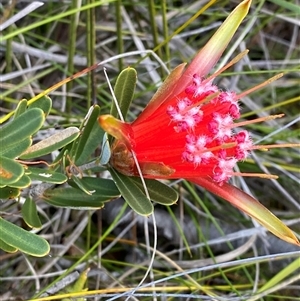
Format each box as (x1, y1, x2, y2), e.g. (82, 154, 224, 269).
(268, 0, 300, 14)
(43, 178, 120, 209)
(0, 108, 45, 146)
(0, 156, 24, 186)
(258, 257, 300, 293)
(0, 137, 32, 158)
(69, 177, 120, 196)
(131, 177, 178, 206)
(26, 167, 68, 184)
(109, 168, 153, 216)
(73, 105, 103, 165)
(69, 175, 94, 195)
(9, 174, 31, 188)
(14, 99, 28, 118)
(28, 95, 52, 116)
(0, 239, 18, 253)
(20, 127, 80, 159)
(42, 188, 105, 209)
(0, 187, 20, 199)
(21, 198, 42, 229)
(0, 217, 50, 257)
(111, 67, 137, 119)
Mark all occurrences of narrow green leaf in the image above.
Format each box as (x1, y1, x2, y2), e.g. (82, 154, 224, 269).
(21, 198, 42, 229)
(73, 105, 103, 165)
(131, 177, 178, 206)
(268, 0, 300, 14)
(0, 187, 20, 199)
(28, 95, 52, 116)
(0, 217, 50, 257)
(0, 156, 24, 186)
(26, 167, 67, 184)
(69, 175, 94, 195)
(20, 127, 80, 159)
(258, 257, 300, 293)
(73, 106, 99, 151)
(111, 67, 137, 119)
(0, 108, 44, 146)
(0, 239, 18, 253)
(43, 178, 120, 209)
(68, 177, 121, 197)
(109, 168, 153, 216)
(42, 189, 105, 209)
(14, 99, 28, 118)
(0, 137, 32, 158)
(9, 174, 31, 188)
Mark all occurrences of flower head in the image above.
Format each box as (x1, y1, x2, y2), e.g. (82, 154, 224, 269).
(104, 76, 255, 185)
(99, 0, 300, 246)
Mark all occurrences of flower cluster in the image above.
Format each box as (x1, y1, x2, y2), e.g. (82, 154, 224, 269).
(99, 0, 300, 246)
(108, 71, 254, 185)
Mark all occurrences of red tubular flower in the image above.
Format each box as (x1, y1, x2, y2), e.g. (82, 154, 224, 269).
(110, 77, 253, 184)
(99, 0, 300, 246)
